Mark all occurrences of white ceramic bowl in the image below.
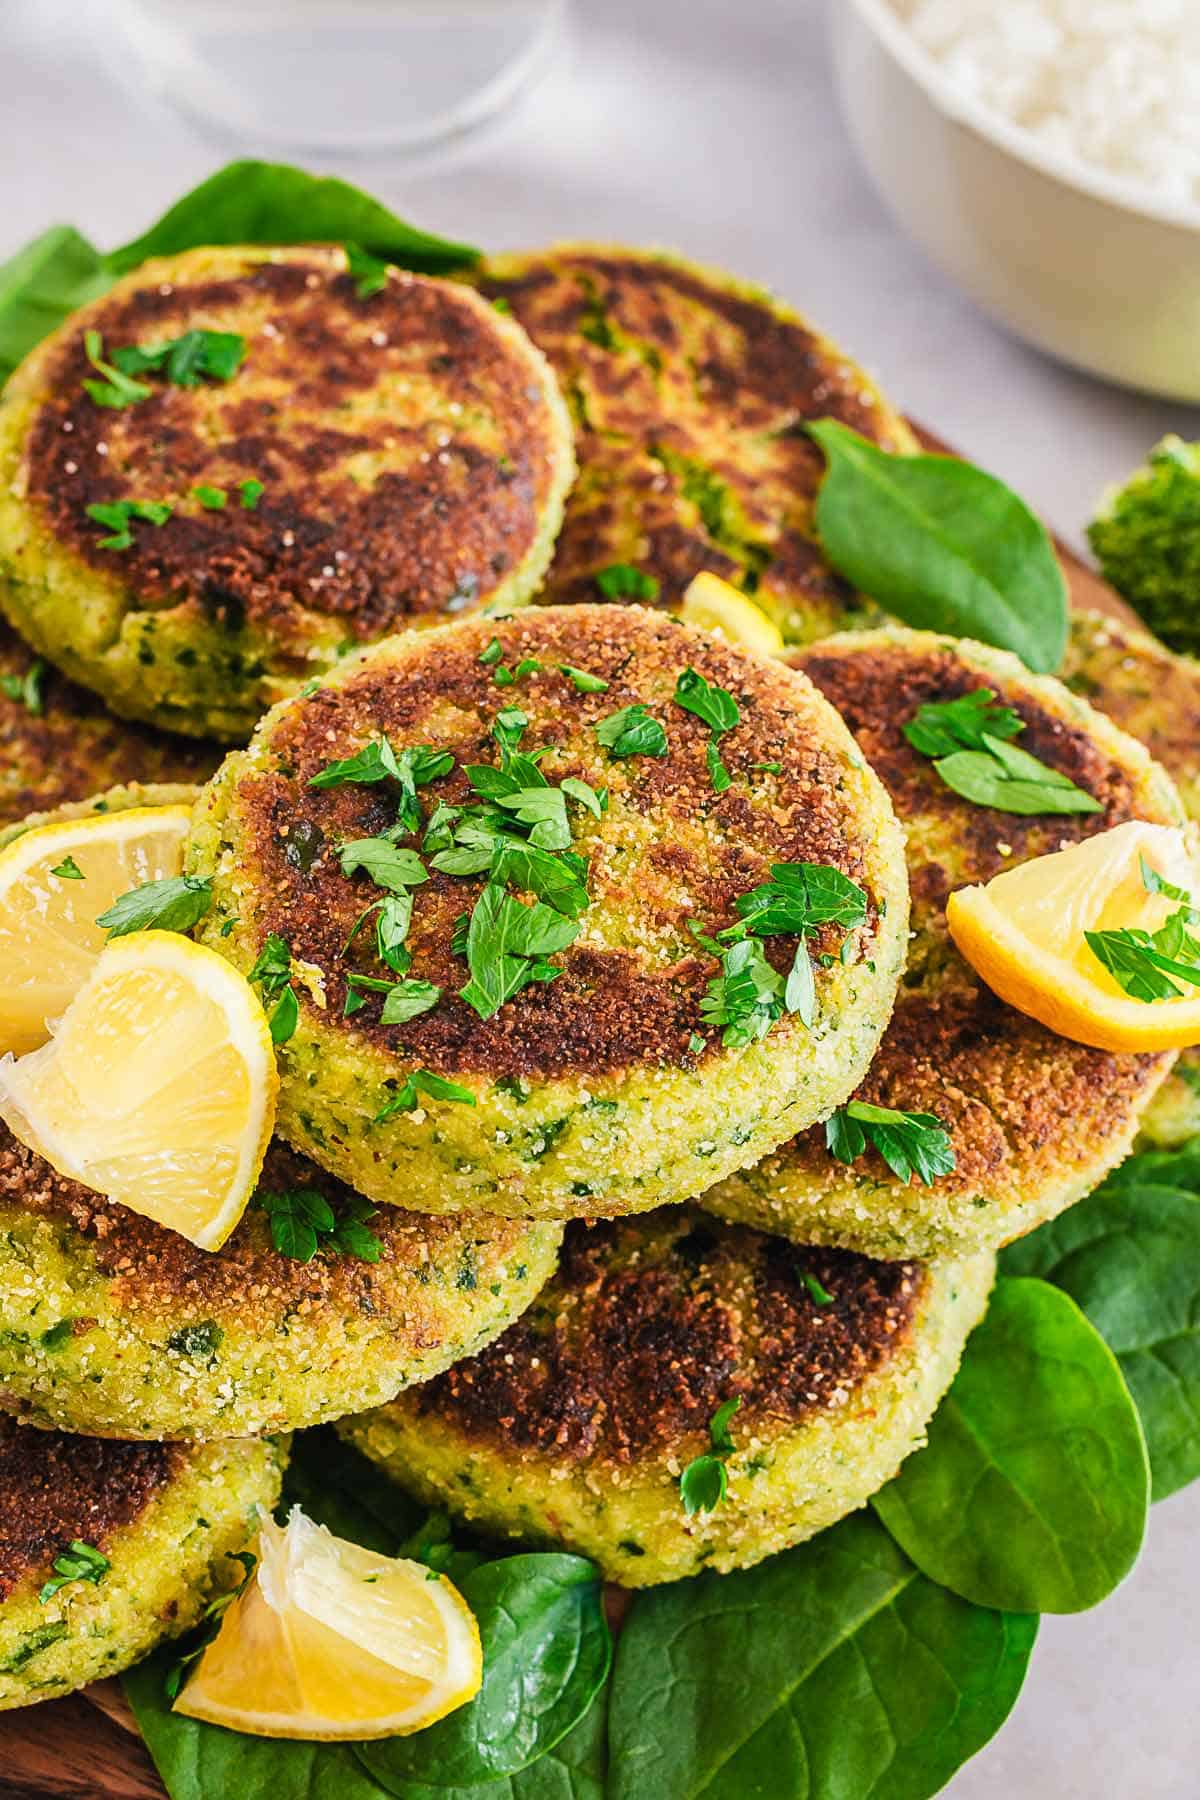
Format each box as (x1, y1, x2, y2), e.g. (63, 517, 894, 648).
(832, 0, 1200, 402)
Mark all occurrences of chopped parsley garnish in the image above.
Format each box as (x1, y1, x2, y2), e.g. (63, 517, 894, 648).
(752, 760, 782, 775)
(904, 688, 1102, 817)
(338, 838, 428, 895)
(86, 498, 172, 552)
(81, 329, 152, 408)
(826, 1100, 956, 1187)
(674, 666, 740, 792)
(311, 736, 453, 836)
(193, 484, 227, 510)
(247, 933, 300, 1044)
(0, 659, 47, 715)
(679, 1397, 741, 1516)
(254, 1184, 381, 1263)
(50, 855, 84, 881)
(595, 703, 668, 759)
(38, 1540, 110, 1604)
(1086, 855, 1200, 1002)
(376, 1068, 477, 1122)
(799, 1269, 835, 1306)
(595, 562, 660, 601)
(109, 327, 247, 389)
(96, 874, 213, 938)
(458, 881, 580, 1020)
(345, 972, 441, 1023)
(345, 241, 390, 297)
(165, 1552, 257, 1700)
(700, 938, 787, 1046)
(558, 663, 610, 694)
(731, 863, 868, 939)
(238, 478, 265, 510)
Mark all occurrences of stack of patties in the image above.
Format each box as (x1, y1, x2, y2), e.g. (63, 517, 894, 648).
(0, 226, 1184, 1706)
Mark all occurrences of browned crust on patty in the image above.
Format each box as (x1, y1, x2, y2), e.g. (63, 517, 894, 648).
(0, 619, 216, 827)
(781, 634, 1173, 1199)
(222, 605, 889, 1082)
(22, 249, 564, 645)
(409, 1209, 926, 1464)
(0, 1127, 536, 1332)
(0, 1415, 176, 1599)
(474, 247, 912, 627)
(1061, 612, 1200, 817)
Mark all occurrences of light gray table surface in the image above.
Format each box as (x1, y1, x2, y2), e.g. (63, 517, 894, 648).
(3, 2, 1197, 1794)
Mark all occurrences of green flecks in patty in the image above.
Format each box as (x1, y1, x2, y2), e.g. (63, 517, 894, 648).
(167, 1322, 223, 1361)
(648, 444, 772, 592)
(1, 1622, 69, 1674)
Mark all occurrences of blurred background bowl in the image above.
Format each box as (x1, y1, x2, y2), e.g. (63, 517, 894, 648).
(832, 0, 1200, 404)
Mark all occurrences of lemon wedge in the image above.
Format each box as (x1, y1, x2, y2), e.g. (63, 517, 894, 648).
(947, 820, 1200, 1053)
(679, 571, 784, 656)
(0, 931, 277, 1248)
(174, 1508, 482, 1740)
(0, 804, 192, 1056)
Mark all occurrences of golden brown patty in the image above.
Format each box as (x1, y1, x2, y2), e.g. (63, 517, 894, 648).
(0, 246, 574, 739)
(340, 1208, 993, 1584)
(189, 604, 910, 1218)
(702, 629, 1185, 1258)
(0, 1415, 175, 1600)
(0, 1127, 561, 1439)
(471, 246, 916, 641)
(0, 619, 216, 828)
(1061, 609, 1200, 1144)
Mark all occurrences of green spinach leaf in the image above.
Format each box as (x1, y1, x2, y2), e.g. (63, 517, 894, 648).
(872, 1278, 1149, 1612)
(808, 420, 1068, 673)
(0, 224, 110, 384)
(357, 1555, 610, 1791)
(107, 161, 478, 275)
(1001, 1151, 1200, 1499)
(608, 1509, 1036, 1800)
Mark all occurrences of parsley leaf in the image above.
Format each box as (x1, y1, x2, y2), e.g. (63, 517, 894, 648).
(800, 1269, 835, 1306)
(96, 874, 213, 938)
(680, 1396, 741, 1515)
(346, 971, 441, 1024)
(50, 855, 84, 881)
(376, 1068, 476, 1122)
(905, 688, 1102, 817)
(559, 664, 610, 694)
(345, 241, 390, 297)
(338, 838, 428, 894)
(595, 562, 660, 601)
(0, 658, 47, 715)
(674, 666, 740, 793)
(38, 1540, 109, 1603)
(110, 327, 246, 388)
(459, 881, 580, 1019)
(86, 498, 172, 552)
(82, 329, 152, 408)
(826, 1100, 956, 1187)
(730, 863, 868, 938)
(1083, 852, 1200, 1002)
(247, 933, 299, 1044)
(254, 1184, 381, 1263)
(699, 937, 785, 1047)
(595, 703, 668, 759)
(238, 477, 264, 510)
(193, 484, 227, 510)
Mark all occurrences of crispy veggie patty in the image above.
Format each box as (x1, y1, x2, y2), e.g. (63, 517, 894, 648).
(0, 246, 574, 740)
(0, 1416, 281, 1708)
(1062, 609, 1200, 1147)
(471, 246, 915, 641)
(0, 619, 216, 828)
(189, 605, 909, 1219)
(340, 1208, 993, 1586)
(0, 1125, 561, 1440)
(703, 629, 1185, 1259)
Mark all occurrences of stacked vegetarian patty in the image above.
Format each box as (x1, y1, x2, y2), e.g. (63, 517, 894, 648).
(0, 233, 1187, 1711)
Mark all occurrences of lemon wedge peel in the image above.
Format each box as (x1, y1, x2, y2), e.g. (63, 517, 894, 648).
(679, 571, 785, 657)
(0, 804, 192, 1057)
(174, 1509, 482, 1741)
(0, 930, 277, 1249)
(947, 820, 1200, 1054)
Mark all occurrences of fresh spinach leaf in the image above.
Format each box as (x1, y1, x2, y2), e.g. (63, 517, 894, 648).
(0, 224, 110, 384)
(608, 1509, 1036, 1800)
(1001, 1150, 1200, 1499)
(107, 161, 478, 276)
(808, 420, 1068, 673)
(873, 1277, 1149, 1613)
(357, 1555, 610, 1790)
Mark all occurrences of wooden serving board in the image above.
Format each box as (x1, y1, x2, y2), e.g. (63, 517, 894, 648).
(0, 432, 1137, 1800)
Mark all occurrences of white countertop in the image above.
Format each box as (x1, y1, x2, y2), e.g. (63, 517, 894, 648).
(3, 1, 1198, 1793)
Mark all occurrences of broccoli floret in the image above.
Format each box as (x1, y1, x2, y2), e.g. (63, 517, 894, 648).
(1088, 436, 1200, 655)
